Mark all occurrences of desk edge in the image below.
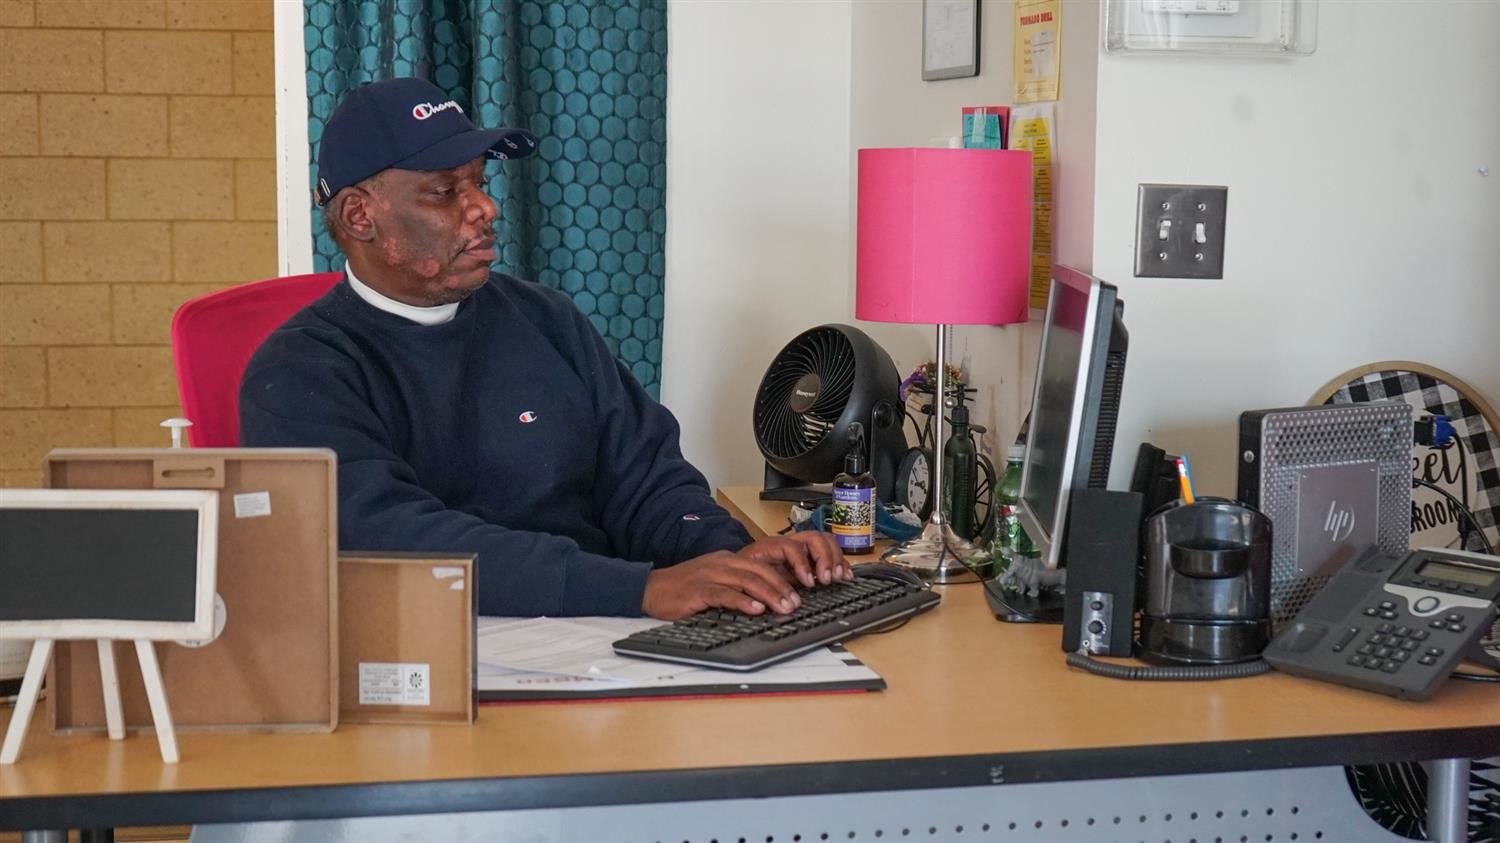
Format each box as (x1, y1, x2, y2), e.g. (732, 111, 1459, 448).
(5, 726, 1497, 830)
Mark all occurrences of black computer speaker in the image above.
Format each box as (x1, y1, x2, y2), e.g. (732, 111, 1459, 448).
(1061, 489, 1145, 656)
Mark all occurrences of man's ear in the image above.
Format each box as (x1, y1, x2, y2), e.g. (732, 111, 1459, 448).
(335, 187, 378, 244)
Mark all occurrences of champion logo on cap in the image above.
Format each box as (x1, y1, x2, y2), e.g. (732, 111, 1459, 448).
(411, 100, 463, 121)
(518, 411, 538, 424)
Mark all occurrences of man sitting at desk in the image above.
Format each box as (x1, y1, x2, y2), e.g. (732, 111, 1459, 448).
(240, 77, 844, 620)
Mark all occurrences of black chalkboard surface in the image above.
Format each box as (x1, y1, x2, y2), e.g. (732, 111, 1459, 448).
(0, 509, 199, 623)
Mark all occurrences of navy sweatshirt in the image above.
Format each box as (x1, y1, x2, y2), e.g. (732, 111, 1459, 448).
(239, 274, 752, 616)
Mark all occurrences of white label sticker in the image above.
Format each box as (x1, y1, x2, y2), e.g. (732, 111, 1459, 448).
(233, 491, 272, 519)
(359, 662, 430, 706)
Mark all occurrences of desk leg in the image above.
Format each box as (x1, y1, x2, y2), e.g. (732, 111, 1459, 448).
(1426, 757, 1469, 843)
(79, 829, 115, 843)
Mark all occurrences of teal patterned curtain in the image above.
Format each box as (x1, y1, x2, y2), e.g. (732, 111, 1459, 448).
(304, 0, 668, 397)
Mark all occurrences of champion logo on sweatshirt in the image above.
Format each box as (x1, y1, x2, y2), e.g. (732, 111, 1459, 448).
(518, 411, 538, 424)
(682, 514, 700, 521)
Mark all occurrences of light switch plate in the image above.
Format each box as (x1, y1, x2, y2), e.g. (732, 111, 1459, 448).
(1134, 184, 1228, 279)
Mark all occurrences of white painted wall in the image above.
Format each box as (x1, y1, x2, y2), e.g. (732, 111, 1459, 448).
(662, 0, 855, 487)
(1092, 0, 1500, 496)
(273, 0, 313, 275)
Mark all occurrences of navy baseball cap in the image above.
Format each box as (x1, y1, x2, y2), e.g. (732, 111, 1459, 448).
(314, 77, 538, 206)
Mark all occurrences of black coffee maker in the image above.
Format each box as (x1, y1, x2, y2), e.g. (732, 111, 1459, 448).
(1138, 498, 1272, 665)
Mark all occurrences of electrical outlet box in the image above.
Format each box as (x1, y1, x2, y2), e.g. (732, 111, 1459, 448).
(1134, 184, 1228, 279)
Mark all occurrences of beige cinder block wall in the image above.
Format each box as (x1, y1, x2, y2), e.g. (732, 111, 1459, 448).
(0, 0, 278, 486)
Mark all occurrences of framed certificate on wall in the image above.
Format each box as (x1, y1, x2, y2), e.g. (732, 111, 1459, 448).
(923, 0, 980, 81)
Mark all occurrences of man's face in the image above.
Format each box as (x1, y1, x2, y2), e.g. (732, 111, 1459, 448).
(363, 157, 499, 306)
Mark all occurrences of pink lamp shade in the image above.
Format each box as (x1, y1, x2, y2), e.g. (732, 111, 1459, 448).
(855, 148, 1032, 326)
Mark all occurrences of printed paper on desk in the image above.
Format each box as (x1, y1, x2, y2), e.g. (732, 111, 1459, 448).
(476, 616, 884, 701)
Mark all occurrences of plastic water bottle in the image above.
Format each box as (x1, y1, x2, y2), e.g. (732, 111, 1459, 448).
(989, 445, 1036, 577)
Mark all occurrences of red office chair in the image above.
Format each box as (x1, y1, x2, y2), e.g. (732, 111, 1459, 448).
(170, 272, 341, 447)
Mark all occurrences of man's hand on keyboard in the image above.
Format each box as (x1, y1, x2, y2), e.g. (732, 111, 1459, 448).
(738, 532, 851, 588)
(642, 551, 802, 621)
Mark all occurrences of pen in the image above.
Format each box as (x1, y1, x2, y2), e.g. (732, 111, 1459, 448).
(1176, 455, 1196, 505)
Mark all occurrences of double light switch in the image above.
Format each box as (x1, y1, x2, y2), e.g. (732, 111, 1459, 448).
(1134, 184, 1228, 279)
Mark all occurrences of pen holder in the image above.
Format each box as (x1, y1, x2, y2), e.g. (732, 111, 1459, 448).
(1139, 497, 1272, 665)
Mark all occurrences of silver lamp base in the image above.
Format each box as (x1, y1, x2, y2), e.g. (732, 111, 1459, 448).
(881, 521, 983, 584)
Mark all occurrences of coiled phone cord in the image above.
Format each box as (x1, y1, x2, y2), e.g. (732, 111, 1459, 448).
(1065, 651, 1273, 681)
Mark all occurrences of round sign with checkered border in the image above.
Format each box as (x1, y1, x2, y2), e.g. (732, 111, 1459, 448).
(1313, 361, 1499, 557)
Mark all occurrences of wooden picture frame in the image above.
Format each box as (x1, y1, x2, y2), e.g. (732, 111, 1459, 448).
(46, 448, 340, 735)
(339, 553, 476, 726)
(922, 0, 981, 81)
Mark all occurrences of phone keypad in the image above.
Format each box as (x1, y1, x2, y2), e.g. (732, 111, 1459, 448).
(1342, 618, 1445, 675)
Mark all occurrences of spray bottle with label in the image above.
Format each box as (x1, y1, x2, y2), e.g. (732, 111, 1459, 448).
(831, 422, 875, 555)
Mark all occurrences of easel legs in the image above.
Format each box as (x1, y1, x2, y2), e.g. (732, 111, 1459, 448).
(97, 640, 124, 741)
(134, 640, 178, 764)
(0, 639, 178, 764)
(0, 639, 54, 765)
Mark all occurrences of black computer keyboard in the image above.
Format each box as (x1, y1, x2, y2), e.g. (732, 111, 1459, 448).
(612, 564, 941, 671)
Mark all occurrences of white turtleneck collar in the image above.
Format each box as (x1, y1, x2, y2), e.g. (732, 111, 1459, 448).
(344, 262, 459, 326)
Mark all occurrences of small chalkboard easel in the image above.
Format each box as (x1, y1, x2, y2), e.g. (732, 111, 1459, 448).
(0, 488, 219, 765)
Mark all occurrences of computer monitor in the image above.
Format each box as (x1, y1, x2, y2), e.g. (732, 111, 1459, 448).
(1018, 266, 1129, 570)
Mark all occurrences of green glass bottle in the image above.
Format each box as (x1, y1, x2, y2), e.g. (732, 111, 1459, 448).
(941, 395, 977, 539)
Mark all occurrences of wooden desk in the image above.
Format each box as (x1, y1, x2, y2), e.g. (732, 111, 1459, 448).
(1, 486, 1496, 833)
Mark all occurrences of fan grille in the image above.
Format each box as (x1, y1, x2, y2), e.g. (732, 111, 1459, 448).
(754, 327, 857, 460)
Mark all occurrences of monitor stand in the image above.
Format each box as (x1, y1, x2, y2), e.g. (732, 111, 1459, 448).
(984, 580, 1064, 624)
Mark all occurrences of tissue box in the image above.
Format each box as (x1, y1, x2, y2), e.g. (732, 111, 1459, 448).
(962, 105, 1010, 149)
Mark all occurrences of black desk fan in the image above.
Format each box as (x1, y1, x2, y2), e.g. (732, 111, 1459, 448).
(752, 324, 906, 503)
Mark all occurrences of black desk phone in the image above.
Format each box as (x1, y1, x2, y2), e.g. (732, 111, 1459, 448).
(1264, 546, 1499, 700)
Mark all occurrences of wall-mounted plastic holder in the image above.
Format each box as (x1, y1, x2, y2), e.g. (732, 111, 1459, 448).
(1104, 0, 1317, 56)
